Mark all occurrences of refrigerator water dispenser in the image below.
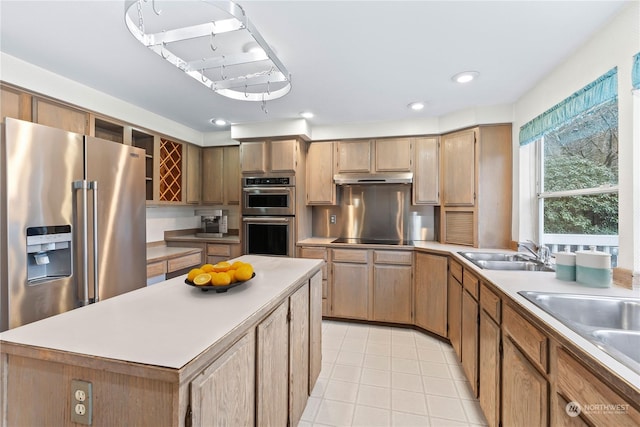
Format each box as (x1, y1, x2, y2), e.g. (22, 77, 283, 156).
(26, 225, 72, 284)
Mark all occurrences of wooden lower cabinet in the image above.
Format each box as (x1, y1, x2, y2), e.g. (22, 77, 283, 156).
(502, 336, 549, 426)
(207, 242, 241, 265)
(331, 252, 369, 320)
(372, 263, 412, 324)
(555, 347, 640, 426)
(478, 281, 501, 425)
(461, 289, 479, 397)
(414, 252, 448, 335)
(289, 283, 310, 426)
(309, 271, 323, 392)
(256, 303, 289, 426)
(190, 331, 256, 426)
(447, 273, 462, 360)
(299, 246, 330, 316)
(479, 310, 501, 427)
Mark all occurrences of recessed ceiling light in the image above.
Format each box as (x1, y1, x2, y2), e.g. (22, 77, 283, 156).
(408, 102, 425, 111)
(299, 111, 314, 119)
(210, 118, 227, 126)
(452, 71, 479, 84)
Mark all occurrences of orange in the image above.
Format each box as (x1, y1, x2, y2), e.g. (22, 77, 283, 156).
(200, 264, 215, 273)
(212, 261, 231, 272)
(187, 268, 204, 282)
(230, 261, 245, 270)
(227, 269, 237, 283)
(235, 264, 254, 281)
(192, 273, 212, 286)
(211, 272, 231, 286)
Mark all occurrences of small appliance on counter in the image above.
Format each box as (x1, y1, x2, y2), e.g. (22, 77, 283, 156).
(196, 209, 228, 238)
(575, 246, 612, 288)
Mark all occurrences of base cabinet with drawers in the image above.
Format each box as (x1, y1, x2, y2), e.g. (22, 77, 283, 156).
(329, 248, 413, 323)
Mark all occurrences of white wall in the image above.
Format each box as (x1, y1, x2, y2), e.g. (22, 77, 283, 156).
(0, 53, 203, 145)
(513, 2, 640, 273)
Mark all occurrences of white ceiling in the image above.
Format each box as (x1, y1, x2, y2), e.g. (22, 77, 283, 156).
(0, 1, 629, 132)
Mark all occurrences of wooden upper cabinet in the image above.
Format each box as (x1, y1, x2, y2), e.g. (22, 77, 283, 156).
(90, 115, 130, 145)
(202, 146, 239, 205)
(442, 128, 476, 206)
(223, 146, 240, 205)
(240, 141, 267, 174)
(186, 144, 201, 204)
(240, 140, 297, 174)
(33, 97, 88, 135)
(413, 137, 439, 204)
(1, 85, 31, 123)
(336, 140, 372, 173)
(306, 142, 336, 205)
(270, 139, 297, 173)
(202, 147, 224, 204)
(374, 138, 412, 172)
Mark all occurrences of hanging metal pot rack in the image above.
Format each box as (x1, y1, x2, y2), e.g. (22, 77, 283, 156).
(124, 0, 292, 104)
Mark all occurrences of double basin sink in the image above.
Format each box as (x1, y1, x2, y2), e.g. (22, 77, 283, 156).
(519, 291, 640, 375)
(458, 251, 554, 272)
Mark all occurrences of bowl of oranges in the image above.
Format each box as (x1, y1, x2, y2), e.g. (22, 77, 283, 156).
(185, 260, 255, 293)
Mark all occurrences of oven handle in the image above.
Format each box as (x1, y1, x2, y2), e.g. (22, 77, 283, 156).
(242, 217, 293, 223)
(242, 187, 293, 193)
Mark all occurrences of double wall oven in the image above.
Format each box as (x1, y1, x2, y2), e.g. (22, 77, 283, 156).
(242, 175, 296, 257)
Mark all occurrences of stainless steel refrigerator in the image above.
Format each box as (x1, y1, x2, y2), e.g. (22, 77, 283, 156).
(1, 118, 146, 331)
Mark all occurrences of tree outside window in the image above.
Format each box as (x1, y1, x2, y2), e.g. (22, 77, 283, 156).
(538, 98, 618, 263)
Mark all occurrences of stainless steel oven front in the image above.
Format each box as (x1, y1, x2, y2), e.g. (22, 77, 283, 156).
(243, 216, 295, 257)
(242, 176, 295, 216)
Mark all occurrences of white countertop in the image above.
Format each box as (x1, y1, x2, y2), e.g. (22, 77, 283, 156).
(298, 237, 640, 391)
(0, 255, 322, 370)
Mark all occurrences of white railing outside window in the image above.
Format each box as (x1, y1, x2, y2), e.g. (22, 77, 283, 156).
(542, 233, 619, 267)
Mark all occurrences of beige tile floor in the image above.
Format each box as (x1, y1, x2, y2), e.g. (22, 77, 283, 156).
(298, 320, 488, 427)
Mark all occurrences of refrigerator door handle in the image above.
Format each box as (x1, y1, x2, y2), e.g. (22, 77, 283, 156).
(90, 181, 99, 303)
(73, 180, 90, 306)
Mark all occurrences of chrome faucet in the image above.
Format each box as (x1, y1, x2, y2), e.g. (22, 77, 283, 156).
(518, 240, 551, 265)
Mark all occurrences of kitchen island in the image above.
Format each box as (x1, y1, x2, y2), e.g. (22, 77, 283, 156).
(0, 255, 323, 427)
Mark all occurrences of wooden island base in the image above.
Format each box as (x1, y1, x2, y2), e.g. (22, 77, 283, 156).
(1, 255, 323, 427)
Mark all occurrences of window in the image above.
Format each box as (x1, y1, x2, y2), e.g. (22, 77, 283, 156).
(519, 68, 619, 265)
(536, 98, 619, 264)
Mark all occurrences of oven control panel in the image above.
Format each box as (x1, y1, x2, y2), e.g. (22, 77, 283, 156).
(243, 176, 294, 187)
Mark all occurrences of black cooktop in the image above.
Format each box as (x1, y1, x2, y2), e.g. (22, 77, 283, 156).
(331, 237, 414, 246)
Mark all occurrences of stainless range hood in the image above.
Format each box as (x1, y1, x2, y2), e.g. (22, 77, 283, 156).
(333, 172, 413, 185)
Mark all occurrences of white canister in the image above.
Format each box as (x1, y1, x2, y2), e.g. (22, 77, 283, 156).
(575, 246, 612, 288)
(554, 248, 576, 281)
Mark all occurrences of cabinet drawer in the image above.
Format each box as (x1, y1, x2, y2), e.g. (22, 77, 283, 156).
(504, 304, 548, 373)
(557, 348, 640, 426)
(299, 247, 327, 260)
(450, 258, 463, 283)
(480, 283, 501, 324)
(146, 261, 166, 278)
(373, 250, 412, 265)
(463, 269, 479, 300)
(167, 252, 202, 272)
(207, 244, 231, 257)
(332, 249, 368, 263)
